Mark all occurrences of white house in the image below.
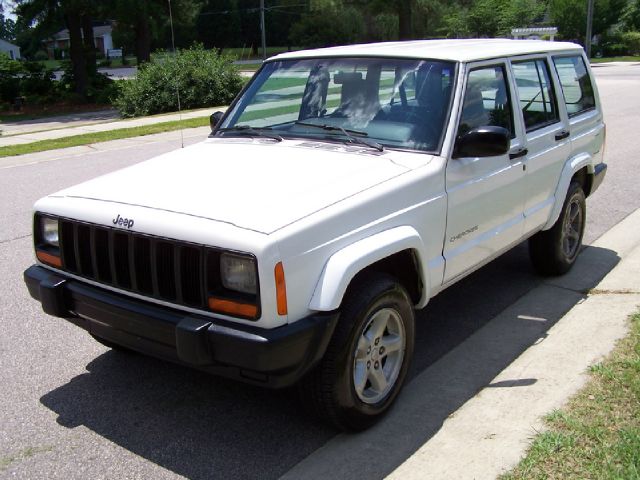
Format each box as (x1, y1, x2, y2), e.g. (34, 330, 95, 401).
(44, 24, 114, 59)
(0, 38, 21, 60)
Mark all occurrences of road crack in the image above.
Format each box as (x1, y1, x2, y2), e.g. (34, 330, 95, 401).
(0, 234, 31, 245)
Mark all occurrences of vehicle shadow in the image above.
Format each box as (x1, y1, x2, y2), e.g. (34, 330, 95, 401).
(39, 242, 620, 480)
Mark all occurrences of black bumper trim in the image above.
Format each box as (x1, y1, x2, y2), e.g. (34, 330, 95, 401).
(24, 265, 339, 388)
(591, 162, 607, 195)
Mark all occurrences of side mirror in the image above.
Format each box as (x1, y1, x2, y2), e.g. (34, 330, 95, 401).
(210, 111, 224, 132)
(453, 126, 510, 158)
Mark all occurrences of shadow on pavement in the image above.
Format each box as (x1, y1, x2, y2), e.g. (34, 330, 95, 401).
(40, 242, 620, 480)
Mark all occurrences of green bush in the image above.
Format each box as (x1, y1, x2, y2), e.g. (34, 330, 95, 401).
(56, 59, 118, 104)
(20, 62, 56, 98)
(34, 50, 49, 61)
(113, 45, 243, 117)
(621, 31, 640, 54)
(0, 55, 23, 103)
(599, 30, 640, 56)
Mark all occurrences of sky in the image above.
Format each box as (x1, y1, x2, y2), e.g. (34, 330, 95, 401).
(2, 1, 17, 21)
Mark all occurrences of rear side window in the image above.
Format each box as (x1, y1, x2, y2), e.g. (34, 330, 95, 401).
(553, 56, 596, 116)
(458, 65, 514, 137)
(512, 59, 559, 132)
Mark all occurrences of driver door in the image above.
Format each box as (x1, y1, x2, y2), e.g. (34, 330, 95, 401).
(443, 61, 527, 283)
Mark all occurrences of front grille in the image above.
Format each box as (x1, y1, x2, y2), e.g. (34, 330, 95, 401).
(59, 219, 206, 309)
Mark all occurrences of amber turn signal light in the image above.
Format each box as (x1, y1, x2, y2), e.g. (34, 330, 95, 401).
(208, 297, 258, 318)
(36, 250, 62, 268)
(275, 262, 288, 316)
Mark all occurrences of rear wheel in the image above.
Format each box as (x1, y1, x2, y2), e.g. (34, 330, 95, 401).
(298, 274, 415, 431)
(529, 181, 586, 276)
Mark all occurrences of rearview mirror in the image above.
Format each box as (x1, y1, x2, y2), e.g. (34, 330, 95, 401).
(453, 126, 510, 158)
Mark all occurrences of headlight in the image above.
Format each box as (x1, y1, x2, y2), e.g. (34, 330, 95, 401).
(41, 217, 59, 247)
(34, 214, 62, 268)
(220, 253, 257, 295)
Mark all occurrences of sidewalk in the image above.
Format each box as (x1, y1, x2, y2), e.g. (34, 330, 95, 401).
(0, 107, 223, 148)
(281, 207, 640, 480)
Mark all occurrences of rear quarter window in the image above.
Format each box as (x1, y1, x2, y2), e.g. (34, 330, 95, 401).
(553, 55, 596, 116)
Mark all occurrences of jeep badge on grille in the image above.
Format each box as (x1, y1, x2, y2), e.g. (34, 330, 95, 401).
(112, 214, 135, 229)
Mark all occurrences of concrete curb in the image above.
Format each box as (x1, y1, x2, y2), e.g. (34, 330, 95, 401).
(280, 208, 640, 480)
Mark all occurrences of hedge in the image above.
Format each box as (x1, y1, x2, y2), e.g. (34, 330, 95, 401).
(113, 45, 244, 117)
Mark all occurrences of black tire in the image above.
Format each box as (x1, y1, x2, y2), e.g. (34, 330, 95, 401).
(298, 274, 415, 431)
(529, 181, 586, 276)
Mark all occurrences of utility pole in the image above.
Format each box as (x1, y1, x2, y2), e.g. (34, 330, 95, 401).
(585, 0, 595, 58)
(260, 0, 266, 61)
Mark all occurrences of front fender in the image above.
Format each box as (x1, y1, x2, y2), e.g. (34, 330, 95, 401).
(309, 226, 428, 311)
(542, 153, 593, 231)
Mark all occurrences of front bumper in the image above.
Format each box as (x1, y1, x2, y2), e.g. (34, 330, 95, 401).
(24, 265, 338, 388)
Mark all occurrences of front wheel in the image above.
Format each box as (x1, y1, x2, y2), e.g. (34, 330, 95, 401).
(298, 274, 415, 431)
(529, 181, 586, 276)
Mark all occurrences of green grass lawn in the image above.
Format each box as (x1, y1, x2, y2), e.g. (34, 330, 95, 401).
(502, 312, 640, 479)
(0, 116, 209, 157)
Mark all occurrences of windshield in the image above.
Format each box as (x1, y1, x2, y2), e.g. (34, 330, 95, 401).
(219, 57, 456, 153)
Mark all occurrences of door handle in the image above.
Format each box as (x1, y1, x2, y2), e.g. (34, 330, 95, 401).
(509, 148, 528, 160)
(555, 130, 570, 141)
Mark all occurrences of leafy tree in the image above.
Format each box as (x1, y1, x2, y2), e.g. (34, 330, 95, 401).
(398, 0, 412, 39)
(0, 14, 17, 40)
(196, 0, 242, 49)
(107, 0, 200, 64)
(289, 1, 365, 47)
(622, 0, 640, 30)
(549, 0, 629, 42)
(443, 0, 546, 38)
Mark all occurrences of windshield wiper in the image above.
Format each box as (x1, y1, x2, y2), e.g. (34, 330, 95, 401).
(294, 121, 384, 152)
(217, 125, 283, 142)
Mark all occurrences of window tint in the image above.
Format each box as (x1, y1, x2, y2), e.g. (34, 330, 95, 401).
(458, 65, 513, 137)
(513, 59, 559, 131)
(553, 56, 595, 116)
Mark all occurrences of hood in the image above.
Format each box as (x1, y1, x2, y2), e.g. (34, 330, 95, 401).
(52, 138, 420, 234)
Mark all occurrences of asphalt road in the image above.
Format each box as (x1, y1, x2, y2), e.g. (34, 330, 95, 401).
(1, 63, 639, 479)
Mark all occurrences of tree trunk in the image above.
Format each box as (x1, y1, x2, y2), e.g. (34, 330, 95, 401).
(135, 15, 152, 64)
(398, 0, 412, 40)
(82, 15, 97, 76)
(65, 11, 87, 97)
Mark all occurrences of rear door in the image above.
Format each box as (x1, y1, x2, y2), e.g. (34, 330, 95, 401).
(510, 56, 571, 234)
(443, 61, 527, 283)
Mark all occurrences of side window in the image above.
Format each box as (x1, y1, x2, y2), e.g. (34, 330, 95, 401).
(458, 65, 513, 137)
(553, 55, 596, 116)
(513, 59, 560, 132)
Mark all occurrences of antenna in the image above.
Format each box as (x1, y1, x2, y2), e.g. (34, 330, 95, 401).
(168, 0, 184, 148)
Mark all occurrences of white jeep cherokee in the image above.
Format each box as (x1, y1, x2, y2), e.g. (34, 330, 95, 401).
(25, 39, 606, 430)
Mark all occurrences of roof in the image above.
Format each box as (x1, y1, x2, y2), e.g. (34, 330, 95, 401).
(52, 24, 112, 40)
(270, 39, 582, 63)
(0, 38, 19, 49)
